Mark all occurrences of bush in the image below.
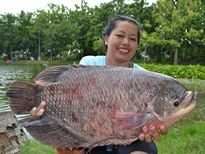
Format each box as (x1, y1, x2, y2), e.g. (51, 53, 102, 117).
(140, 63, 205, 80)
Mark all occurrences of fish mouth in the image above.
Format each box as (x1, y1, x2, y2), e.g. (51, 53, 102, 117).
(185, 91, 196, 106)
(163, 91, 197, 128)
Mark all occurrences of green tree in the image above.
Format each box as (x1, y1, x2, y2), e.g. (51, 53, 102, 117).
(143, 0, 205, 64)
(16, 11, 34, 59)
(0, 0, 204, 64)
(0, 13, 17, 59)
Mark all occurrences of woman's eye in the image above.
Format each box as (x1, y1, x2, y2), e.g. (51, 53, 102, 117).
(116, 34, 124, 37)
(130, 38, 136, 41)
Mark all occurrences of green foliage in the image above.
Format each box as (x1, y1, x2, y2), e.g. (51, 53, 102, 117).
(0, 0, 204, 64)
(140, 0, 205, 64)
(62, 40, 82, 61)
(140, 63, 205, 79)
(0, 59, 3, 64)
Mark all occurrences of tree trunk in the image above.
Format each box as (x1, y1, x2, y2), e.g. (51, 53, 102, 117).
(0, 111, 27, 154)
(174, 48, 178, 65)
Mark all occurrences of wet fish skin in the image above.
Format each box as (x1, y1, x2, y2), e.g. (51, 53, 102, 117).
(6, 65, 196, 148)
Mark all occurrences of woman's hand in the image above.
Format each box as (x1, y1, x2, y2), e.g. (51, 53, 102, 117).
(138, 123, 168, 142)
(30, 101, 46, 118)
(30, 80, 46, 118)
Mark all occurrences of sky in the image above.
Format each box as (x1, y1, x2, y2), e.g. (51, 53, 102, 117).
(0, 0, 157, 15)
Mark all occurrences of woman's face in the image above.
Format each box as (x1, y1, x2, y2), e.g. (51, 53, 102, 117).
(104, 21, 139, 63)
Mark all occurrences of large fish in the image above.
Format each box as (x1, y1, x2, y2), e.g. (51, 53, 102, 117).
(6, 65, 196, 148)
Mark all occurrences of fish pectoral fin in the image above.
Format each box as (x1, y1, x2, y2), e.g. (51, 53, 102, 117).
(115, 112, 153, 129)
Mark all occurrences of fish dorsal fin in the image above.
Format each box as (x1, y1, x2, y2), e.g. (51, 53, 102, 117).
(34, 64, 116, 83)
(35, 65, 83, 82)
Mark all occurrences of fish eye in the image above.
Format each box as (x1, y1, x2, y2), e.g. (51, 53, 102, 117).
(173, 101, 179, 107)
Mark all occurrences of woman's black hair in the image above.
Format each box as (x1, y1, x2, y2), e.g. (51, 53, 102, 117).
(102, 15, 141, 45)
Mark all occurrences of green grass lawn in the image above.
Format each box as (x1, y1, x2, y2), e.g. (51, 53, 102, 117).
(20, 139, 56, 154)
(157, 121, 205, 154)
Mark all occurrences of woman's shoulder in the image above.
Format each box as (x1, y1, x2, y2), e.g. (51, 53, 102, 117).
(133, 63, 146, 70)
(79, 55, 106, 65)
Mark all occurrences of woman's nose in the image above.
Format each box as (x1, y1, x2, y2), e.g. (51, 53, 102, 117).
(122, 37, 129, 44)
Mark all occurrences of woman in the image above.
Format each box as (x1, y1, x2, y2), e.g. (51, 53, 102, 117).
(31, 15, 167, 154)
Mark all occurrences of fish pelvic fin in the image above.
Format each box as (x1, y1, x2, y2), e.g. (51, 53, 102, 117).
(6, 81, 36, 114)
(115, 112, 154, 129)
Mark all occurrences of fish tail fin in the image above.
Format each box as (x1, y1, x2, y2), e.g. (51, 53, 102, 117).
(6, 81, 36, 114)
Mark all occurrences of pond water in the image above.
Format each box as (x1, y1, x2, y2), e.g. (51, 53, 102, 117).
(0, 64, 44, 112)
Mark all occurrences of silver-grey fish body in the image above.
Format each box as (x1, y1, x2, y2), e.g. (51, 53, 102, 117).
(7, 65, 196, 148)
